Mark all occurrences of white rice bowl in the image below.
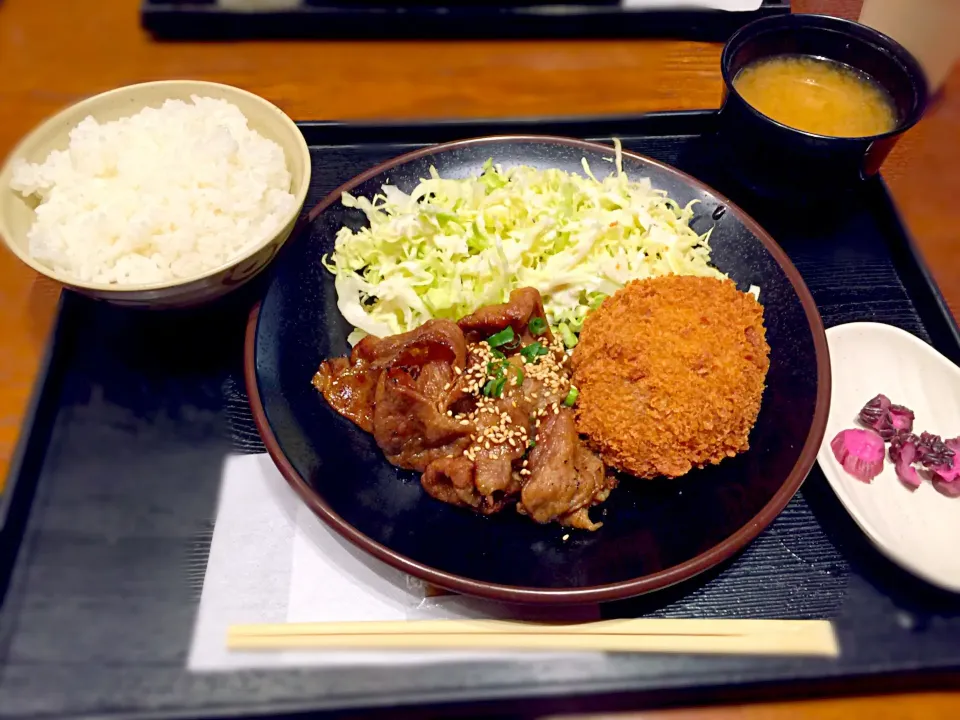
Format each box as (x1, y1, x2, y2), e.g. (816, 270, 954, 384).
(9, 95, 296, 285)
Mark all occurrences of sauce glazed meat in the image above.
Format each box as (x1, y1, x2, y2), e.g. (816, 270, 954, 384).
(313, 288, 616, 530)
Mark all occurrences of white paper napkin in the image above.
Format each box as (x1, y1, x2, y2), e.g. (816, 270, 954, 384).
(187, 453, 600, 671)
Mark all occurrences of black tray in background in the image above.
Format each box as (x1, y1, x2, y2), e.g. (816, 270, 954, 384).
(141, 0, 789, 41)
(2, 111, 960, 720)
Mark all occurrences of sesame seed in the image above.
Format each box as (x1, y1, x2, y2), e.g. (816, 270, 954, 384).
(460, 419, 470, 426)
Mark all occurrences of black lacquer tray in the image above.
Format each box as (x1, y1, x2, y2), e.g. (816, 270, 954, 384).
(1, 111, 958, 720)
(141, 0, 789, 41)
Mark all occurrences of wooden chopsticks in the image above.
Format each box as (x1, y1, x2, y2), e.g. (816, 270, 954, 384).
(227, 618, 839, 656)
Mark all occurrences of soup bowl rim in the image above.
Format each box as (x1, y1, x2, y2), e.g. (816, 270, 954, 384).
(720, 13, 929, 143)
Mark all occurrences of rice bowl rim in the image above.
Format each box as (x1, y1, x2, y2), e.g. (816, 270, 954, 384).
(0, 80, 312, 293)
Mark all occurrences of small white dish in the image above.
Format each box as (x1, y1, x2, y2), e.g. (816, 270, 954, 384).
(817, 322, 960, 593)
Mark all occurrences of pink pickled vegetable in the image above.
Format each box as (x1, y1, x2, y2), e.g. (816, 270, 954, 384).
(930, 443, 960, 483)
(916, 431, 955, 468)
(844, 394, 960, 496)
(934, 478, 960, 497)
(889, 405, 915, 433)
(931, 464, 960, 483)
(858, 394, 895, 439)
(889, 436, 921, 488)
(935, 437, 960, 485)
(858, 395, 916, 440)
(860, 393, 892, 416)
(831, 429, 885, 482)
(915, 434, 960, 496)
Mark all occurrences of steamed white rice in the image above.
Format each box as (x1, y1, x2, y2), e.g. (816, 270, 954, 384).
(10, 95, 296, 285)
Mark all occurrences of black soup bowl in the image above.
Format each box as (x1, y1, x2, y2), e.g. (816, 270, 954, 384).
(718, 13, 928, 199)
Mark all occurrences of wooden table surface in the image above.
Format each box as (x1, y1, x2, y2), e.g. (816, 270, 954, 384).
(0, 0, 957, 717)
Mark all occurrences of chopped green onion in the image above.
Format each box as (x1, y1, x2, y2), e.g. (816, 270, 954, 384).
(528, 439, 536, 449)
(490, 349, 506, 360)
(563, 386, 579, 407)
(520, 341, 549, 363)
(559, 324, 578, 348)
(487, 359, 509, 380)
(483, 374, 508, 398)
(486, 326, 515, 348)
(515, 368, 525, 386)
(528, 317, 547, 336)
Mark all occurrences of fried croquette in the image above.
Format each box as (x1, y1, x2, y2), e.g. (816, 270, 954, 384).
(571, 276, 770, 478)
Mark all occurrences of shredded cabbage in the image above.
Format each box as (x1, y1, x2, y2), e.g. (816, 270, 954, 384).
(324, 140, 726, 345)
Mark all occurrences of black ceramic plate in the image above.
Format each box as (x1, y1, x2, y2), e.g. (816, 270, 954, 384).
(245, 136, 830, 604)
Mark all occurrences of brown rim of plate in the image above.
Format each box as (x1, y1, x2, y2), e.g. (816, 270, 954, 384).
(244, 135, 832, 605)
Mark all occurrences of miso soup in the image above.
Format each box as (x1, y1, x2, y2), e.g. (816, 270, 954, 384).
(733, 54, 898, 137)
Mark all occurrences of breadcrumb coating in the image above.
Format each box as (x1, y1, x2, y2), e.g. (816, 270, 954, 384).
(571, 276, 770, 478)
